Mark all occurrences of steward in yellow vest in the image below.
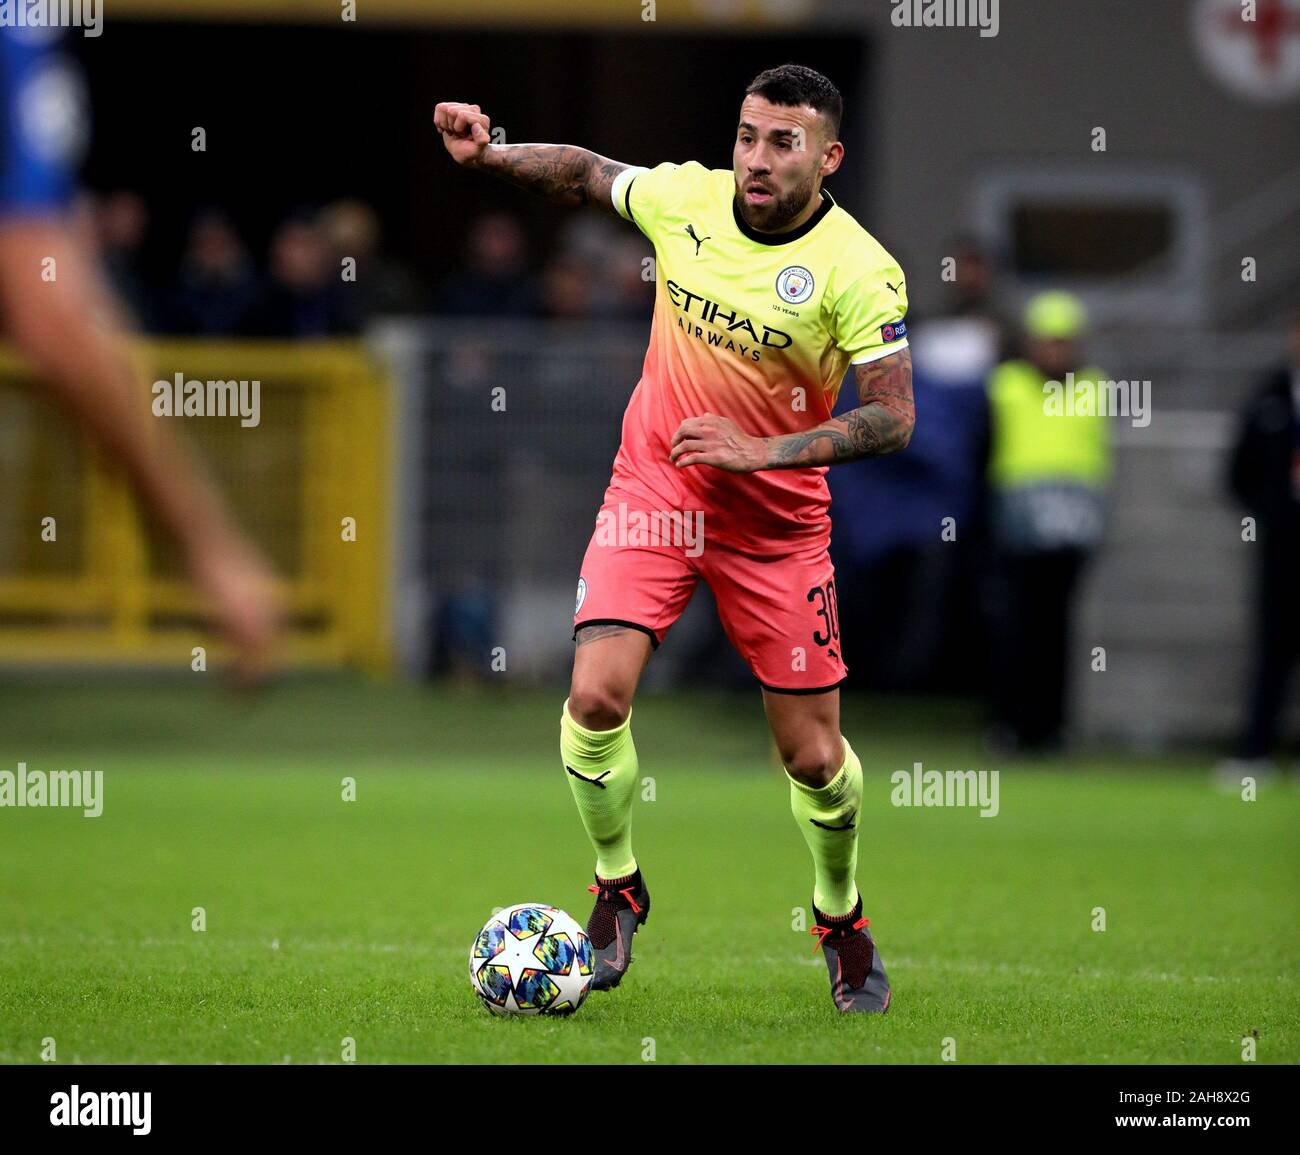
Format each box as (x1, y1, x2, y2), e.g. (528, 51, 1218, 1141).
(983, 291, 1111, 754)
(987, 293, 1110, 551)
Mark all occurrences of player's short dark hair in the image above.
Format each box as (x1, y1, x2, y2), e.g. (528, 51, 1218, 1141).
(744, 64, 843, 142)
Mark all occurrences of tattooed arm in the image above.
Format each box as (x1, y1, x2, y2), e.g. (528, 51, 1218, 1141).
(764, 347, 914, 466)
(669, 348, 914, 473)
(434, 101, 628, 214)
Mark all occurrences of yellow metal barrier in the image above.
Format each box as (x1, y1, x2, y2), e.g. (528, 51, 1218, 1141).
(0, 341, 391, 674)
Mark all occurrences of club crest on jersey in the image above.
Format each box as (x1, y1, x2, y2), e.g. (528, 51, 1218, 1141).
(881, 320, 908, 343)
(574, 577, 587, 615)
(775, 265, 814, 305)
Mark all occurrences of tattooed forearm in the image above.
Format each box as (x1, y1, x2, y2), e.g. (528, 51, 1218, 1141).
(766, 412, 887, 464)
(475, 144, 628, 213)
(762, 347, 914, 468)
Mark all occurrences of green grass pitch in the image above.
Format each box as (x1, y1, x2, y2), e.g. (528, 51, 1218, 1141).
(0, 678, 1296, 1064)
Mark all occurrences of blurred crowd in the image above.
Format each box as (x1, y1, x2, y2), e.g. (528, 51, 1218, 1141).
(439, 211, 655, 321)
(78, 191, 654, 337)
(81, 192, 425, 336)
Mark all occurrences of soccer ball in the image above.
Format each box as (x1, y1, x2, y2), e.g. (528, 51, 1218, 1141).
(468, 902, 595, 1016)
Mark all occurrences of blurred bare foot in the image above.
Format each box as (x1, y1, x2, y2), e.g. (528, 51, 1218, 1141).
(186, 532, 282, 688)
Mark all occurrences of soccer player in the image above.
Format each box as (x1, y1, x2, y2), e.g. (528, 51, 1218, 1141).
(435, 63, 913, 1013)
(0, 26, 279, 682)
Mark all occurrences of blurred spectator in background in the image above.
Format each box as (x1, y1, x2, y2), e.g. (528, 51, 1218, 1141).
(917, 235, 1011, 374)
(551, 212, 655, 318)
(436, 211, 540, 317)
(600, 233, 656, 319)
(540, 253, 593, 319)
(983, 291, 1111, 755)
(166, 208, 259, 335)
(427, 579, 498, 683)
(249, 208, 352, 337)
(1222, 311, 1300, 777)
(94, 189, 156, 329)
(828, 242, 996, 692)
(322, 198, 429, 327)
(941, 235, 1011, 352)
(947, 235, 991, 311)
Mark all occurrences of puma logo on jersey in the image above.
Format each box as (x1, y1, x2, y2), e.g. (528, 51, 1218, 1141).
(566, 764, 611, 789)
(810, 812, 856, 831)
(685, 224, 711, 256)
(886, 279, 904, 296)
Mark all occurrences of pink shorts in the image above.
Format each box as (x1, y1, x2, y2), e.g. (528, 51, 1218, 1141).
(572, 497, 847, 694)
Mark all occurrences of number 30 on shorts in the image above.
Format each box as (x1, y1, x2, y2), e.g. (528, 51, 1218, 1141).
(807, 579, 840, 647)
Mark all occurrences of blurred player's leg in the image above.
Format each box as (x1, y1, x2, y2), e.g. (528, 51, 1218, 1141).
(0, 25, 278, 685)
(0, 221, 281, 683)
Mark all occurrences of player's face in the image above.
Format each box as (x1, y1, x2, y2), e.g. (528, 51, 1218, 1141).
(733, 95, 832, 232)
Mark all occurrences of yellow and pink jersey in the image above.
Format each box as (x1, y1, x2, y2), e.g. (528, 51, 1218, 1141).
(607, 159, 909, 550)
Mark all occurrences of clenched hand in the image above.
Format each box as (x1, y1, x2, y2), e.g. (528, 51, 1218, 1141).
(669, 413, 766, 473)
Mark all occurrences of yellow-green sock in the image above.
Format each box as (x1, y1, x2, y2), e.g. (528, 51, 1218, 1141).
(560, 698, 639, 880)
(786, 736, 862, 916)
